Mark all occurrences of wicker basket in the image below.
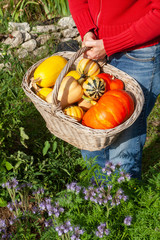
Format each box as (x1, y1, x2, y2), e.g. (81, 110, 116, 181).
(22, 47, 144, 151)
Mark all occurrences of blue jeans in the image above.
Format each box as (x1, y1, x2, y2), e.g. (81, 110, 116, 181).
(81, 43, 160, 179)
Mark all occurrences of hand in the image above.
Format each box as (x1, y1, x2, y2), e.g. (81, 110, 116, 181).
(82, 31, 97, 45)
(83, 39, 107, 60)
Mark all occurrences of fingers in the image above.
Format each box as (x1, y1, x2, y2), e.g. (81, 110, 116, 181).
(82, 39, 106, 60)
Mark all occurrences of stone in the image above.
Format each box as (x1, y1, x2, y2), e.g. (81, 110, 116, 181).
(21, 31, 32, 42)
(3, 31, 23, 48)
(0, 63, 4, 70)
(21, 39, 37, 52)
(32, 46, 48, 56)
(51, 32, 62, 39)
(58, 16, 76, 29)
(17, 48, 28, 59)
(62, 28, 79, 38)
(32, 25, 57, 33)
(36, 34, 50, 46)
(8, 22, 30, 32)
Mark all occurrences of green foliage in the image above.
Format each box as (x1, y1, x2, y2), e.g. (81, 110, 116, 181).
(0, 0, 70, 23)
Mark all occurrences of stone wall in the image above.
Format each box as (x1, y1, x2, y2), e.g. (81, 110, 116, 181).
(0, 16, 81, 61)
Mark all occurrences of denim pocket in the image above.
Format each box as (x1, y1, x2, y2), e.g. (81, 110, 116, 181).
(125, 48, 155, 62)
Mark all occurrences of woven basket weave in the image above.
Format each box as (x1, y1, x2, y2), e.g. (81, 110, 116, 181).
(22, 47, 144, 151)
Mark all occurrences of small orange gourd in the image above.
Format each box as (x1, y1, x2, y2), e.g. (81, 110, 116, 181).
(64, 106, 84, 122)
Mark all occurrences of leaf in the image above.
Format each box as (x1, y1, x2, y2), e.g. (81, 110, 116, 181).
(43, 141, 50, 156)
(52, 141, 57, 153)
(5, 161, 13, 170)
(0, 197, 7, 207)
(19, 127, 29, 148)
(0, 8, 3, 17)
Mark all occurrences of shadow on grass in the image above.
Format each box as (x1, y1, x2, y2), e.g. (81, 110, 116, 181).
(142, 134, 160, 178)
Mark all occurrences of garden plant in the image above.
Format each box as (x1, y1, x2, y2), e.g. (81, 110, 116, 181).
(0, 0, 160, 239)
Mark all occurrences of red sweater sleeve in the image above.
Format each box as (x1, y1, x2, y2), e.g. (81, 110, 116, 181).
(104, 9, 160, 56)
(68, 0, 97, 38)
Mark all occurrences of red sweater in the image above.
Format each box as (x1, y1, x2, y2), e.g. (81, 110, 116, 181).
(68, 0, 160, 56)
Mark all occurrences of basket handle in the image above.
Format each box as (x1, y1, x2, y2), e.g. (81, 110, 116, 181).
(51, 46, 90, 112)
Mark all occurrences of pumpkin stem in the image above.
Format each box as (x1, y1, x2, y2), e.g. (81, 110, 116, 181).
(77, 76, 86, 85)
(30, 77, 41, 93)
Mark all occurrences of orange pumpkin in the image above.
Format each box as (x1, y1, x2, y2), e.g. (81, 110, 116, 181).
(82, 89, 134, 129)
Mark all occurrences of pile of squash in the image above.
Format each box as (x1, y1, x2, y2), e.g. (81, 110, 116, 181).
(32, 55, 134, 130)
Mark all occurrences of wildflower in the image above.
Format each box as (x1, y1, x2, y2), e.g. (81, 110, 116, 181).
(102, 162, 116, 175)
(2, 178, 18, 189)
(95, 223, 110, 238)
(0, 219, 6, 232)
(39, 201, 46, 211)
(71, 226, 84, 240)
(118, 176, 125, 183)
(44, 219, 53, 228)
(124, 216, 132, 226)
(66, 182, 81, 193)
(55, 221, 73, 236)
(7, 202, 14, 212)
(31, 206, 39, 214)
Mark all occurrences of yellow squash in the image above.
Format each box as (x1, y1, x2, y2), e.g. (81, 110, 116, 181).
(66, 70, 81, 80)
(34, 55, 67, 88)
(37, 88, 53, 101)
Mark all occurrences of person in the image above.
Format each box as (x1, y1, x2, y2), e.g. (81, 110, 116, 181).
(67, 0, 160, 180)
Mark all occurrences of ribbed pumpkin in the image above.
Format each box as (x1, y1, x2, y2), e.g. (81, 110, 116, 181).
(34, 55, 67, 88)
(64, 106, 84, 122)
(76, 58, 100, 80)
(82, 76, 106, 100)
(82, 89, 134, 129)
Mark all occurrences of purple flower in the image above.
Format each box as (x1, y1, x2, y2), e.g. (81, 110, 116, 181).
(0, 219, 6, 231)
(7, 202, 14, 212)
(2, 178, 18, 189)
(96, 223, 110, 238)
(118, 176, 125, 183)
(67, 182, 81, 194)
(105, 229, 110, 235)
(124, 216, 132, 226)
(39, 201, 46, 211)
(71, 226, 84, 239)
(10, 178, 19, 188)
(31, 206, 39, 214)
(55, 221, 73, 236)
(44, 219, 53, 228)
(9, 219, 14, 225)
